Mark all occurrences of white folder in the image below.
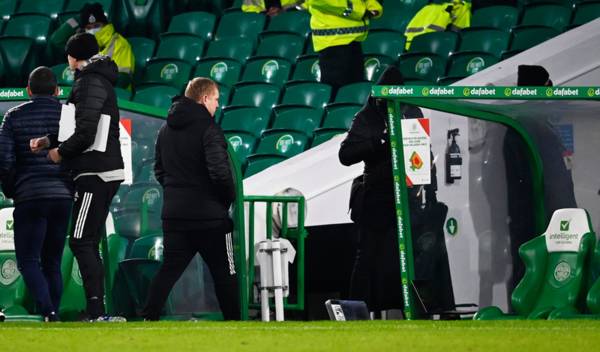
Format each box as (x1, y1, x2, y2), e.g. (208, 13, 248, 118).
(58, 103, 110, 153)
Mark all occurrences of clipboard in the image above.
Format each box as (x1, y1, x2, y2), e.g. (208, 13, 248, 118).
(59, 103, 110, 153)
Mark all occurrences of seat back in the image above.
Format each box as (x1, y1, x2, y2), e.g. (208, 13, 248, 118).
(270, 107, 323, 136)
(114, 0, 165, 39)
(292, 55, 320, 82)
(445, 53, 499, 79)
(458, 29, 510, 58)
(226, 131, 258, 168)
(362, 31, 406, 60)
(519, 4, 572, 30)
(229, 83, 280, 110)
(140, 59, 192, 90)
(221, 107, 270, 137)
(166, 11, 216, 41)
(214, 11, 265, 41)
(255, 131, 307, 157)
(512, 208, 596, 317)
(263, 10, 310, 37)
(128, 37, 156, 83)
(408, 32, 459, 57)
(471, 5, 519, 31)
(255, 33, 304, 62)
(363, 55, 395, 82)
(155, 33, 205, 64)
(508, 27, 560, 53)
(398, 53, 447, 84)
(133, 85, 179, 109)
(280, 82, 332, 109)
(51, 63, 75, 86)
(195, 58, 242, 88)
(4, 13, 52, 46)
(334, 82, 373, 105)
(204, 38, 254, 64)
(241, 57, 291, 86)
(17, 0, 65, 18)
(572, 2, 600, 26)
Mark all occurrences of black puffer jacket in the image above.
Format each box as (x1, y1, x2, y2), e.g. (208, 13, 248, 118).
(58, 56, 124, 174)
(339, 66, 436, 228)
(0, 96, 73, 203)
(155, 96, 235, 223)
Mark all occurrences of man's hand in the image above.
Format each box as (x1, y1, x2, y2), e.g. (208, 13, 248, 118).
(47, 148, 62, 164)
(30, 137, 50, 153)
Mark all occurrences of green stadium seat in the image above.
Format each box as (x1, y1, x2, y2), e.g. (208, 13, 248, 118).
(333, 82, 372, 105)
(128, 234, 163, 260)
(311, 129, 346, 147)
(502, 27, 560, 59)
(363, 55, 396, 82)
(571, 2, 600, 26)
(17, 0, 65, 19)
(166, 11, 216, 41)
(113, 0, 165, 39)
(407, 31, 459, 57)
(194, 58, 242, 88)
(155, 33, 205, 64)
(0, 0, 17, 20)
(204, 38, 254, 64)
(268, 107, 323, 136)
(263, 9, 310, 37)
(440, 52, 499, 82)
(221, 107, 270, 137)
(140, 59, 193, 90)
(0, 37, 36, 86)
(214, 11, 265, 41)
(458, 29, 510, 58)
(397, 53, 448, 84)
(254, 130, 308, 157)
(304, 36, 316, 55)
(115, 87, 132, 100)
(128, 37, 156, 84)
(51, 63, 75, 86)
(279, 82, 332, 110)
(322, 104, 360, 130)
(244, 154, 286, 177)
(133, 159, 157, 184)
(292, 54, 320, 82)
(241, 57, 291, 86)
(471, 6, 519, 31)
(518, 4, 572, 30)
(218, 85, 231, 109)
(4, 14, 52, 47)
(228, 82, 280, 110)
(362, 30, 406, 60)
(369, 6, 414, 33)
(0, 192, 13, 208)
(133, 85, 179, 109)
(112, 184, 162, 239)
(474, 209, 596, 320)
(226, 131, 257, 168)
(255, 33, 304, 62)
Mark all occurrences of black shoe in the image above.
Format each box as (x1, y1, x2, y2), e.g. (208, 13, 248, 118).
(44, 312, 59, 322)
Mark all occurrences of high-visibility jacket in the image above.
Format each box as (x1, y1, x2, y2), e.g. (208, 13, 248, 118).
(95, 23, 135, 75)
(306, 0, 383, 52)
(404, 0, 471, 50)
(242, 0, 304, 13)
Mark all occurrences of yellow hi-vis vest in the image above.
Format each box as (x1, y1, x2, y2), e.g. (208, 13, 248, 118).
(404, 1, 471, 50)
(95, 23, 135, 75)
(242, 0, 305, 13)
(306, 0, 382, 52)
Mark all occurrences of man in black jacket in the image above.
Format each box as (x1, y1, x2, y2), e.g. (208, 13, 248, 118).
(31, 33, 125, 322)
(339, 66, 454, 316)
(141, 77, 239, 321)
(0, 67, 73, 322)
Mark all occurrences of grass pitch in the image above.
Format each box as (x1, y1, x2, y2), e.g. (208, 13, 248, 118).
(1, 320, 599, 351)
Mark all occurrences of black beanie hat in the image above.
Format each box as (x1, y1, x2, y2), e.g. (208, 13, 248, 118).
(517, 65, 551, 86)
(80, 2, 108, 27)
(65, 33, 99, 60)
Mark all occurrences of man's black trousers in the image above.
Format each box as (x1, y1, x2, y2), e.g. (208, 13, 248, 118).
(142, 228, 240, 320)
(68, 175, 121, 318)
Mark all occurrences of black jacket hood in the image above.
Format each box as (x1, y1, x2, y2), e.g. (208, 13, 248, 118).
(167, 95, 212, 130)
(368, 66, 406, 114)
(76, 55, 119, 86)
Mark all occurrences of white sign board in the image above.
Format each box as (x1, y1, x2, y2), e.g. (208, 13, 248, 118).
(401, 118, 431, 186)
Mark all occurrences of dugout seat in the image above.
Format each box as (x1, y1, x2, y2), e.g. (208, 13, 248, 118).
(226, 132, 257, 169)
(502, 27, 560, 59)
(66, 0, 114, 14)
(255, 33, 304, 62)
(267, 107, 323, 137)
(128, 37, 156, 83)
(363, 55, 395, 82)
(517, 4, 572, 31)
(113, 0, 165, 40)
(132, 85, 179, 109)
(139, 59, 193, 90)
(221, 107, 270, 137)
(253, 131, 308, 157)
(333, 82, 373, 105)
(571, 2, 600, 27)
(0, 0, 17, 21)
(406, 31, 458, 57)
(0, 37, 36, 91)
(244, 154, 286, 177)
(369, 5, 414, 33)
(204, 38, 254, 64)
(470, 6, 519, 31)
(457, 29, 510, 58)
(474, 208, 596, 320)
(398, 53, 447, 84)
(228, 82, 280, 111)
(311, 130, 346, 147)
(16, 0, 65, 19)
(3, 13, 52, 48)
(361, 31, 406, 60)
(438, 53, 499, 84)
(214, 11, 265, 41)
(278, 82, 332, 110)
(262, 9, 310, 37)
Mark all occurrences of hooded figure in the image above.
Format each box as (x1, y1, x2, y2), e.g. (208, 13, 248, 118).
(339, 66, 455, 315)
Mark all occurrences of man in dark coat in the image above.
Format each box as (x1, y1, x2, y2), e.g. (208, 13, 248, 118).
(339, 66, 454, 315)
(141, 77, 239, 321)
(0, 67, 73, 322)
(31, 33, 125, 321)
